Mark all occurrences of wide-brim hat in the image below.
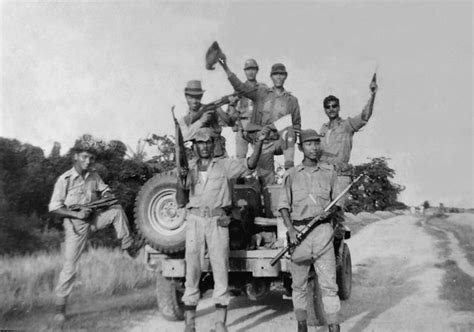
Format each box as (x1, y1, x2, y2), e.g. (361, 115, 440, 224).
(299, 129, 321, 143)
(184, 80, 205, 96)
(270, 63, 287, 75)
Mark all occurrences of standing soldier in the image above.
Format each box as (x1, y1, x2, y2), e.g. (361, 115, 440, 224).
(228, 58, 267, 159)
(319, 77, 378, 207)
(278, 129, 343, 332)
(178, 126, 271, 332)
(179, 80, 233, 157)
(49, 137, 137, 324)
(218, 56, 301, 185)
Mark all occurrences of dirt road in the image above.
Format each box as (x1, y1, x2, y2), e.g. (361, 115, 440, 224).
(127, 214, 474, 332)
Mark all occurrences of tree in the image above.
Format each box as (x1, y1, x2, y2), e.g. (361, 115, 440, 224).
(346, 157, 406, 213)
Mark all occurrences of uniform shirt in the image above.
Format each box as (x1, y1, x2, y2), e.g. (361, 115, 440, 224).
(186, 157, 250, 210)
(232, 81, 267, 129)
(179, 106, 226, 142)
(228, 73, 301, 131)
(48, 167, 110, 211)
(319, 115, 367, 169)
(278, 163, 341, 221)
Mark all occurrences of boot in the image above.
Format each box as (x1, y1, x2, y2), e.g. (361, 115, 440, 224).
(328, 324, 340, 332)
(53, 303, 66, 325)
(215, 304, 228, 332)
(297, 320, 308, 332)
(183, 305, 196, 332)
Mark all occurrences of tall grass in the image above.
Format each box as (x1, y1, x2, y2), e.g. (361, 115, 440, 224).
(0, 247, 154, 318)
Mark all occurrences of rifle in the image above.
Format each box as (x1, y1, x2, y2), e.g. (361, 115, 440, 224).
(172, 106, 190, 207)
(188, 87, 257, 125)
(270, 174, 363, 266)
(69, 196, 118, 211)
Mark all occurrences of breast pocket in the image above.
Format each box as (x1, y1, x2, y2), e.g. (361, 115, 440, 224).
(316, 186, 331, 205)
(206, 174, 226, 193)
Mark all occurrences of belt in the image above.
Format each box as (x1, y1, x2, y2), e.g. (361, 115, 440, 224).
(187, 207, 227, 218)
(293, 217, 330, 227)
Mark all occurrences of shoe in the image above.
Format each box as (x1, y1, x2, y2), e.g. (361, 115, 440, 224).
(215, 304, 228, 332)
(184, 306, 196, 332)
(125, 245, 141, 259)
(328, 324, 340, 332)
(53, 304, 66, 325)
(297, 320, 308, 332)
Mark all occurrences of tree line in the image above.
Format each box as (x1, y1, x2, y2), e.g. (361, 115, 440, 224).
(0, 136, 405, 255)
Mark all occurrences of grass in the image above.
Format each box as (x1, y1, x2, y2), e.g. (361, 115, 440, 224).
(0, 247, 154, 319)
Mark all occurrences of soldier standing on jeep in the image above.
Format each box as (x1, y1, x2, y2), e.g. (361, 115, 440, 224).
(278, 129, 344, 332)
(218, 55, 301, 186)
(179, 80, 233, 157)
(319, 77, 378, 207)
(48, 136, 138, 325)
(227, 58, 267, 159)
(177, 126, 271, 332)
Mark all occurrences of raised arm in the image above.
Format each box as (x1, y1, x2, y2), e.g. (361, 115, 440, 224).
(361, 79, 378, 122)
(218, 56, 258, 100)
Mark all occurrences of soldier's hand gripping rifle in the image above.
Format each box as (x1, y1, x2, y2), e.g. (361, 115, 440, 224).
(69, 196, 119, 211)
(188, 88, 257, 125)
(270, 174, 363, 266)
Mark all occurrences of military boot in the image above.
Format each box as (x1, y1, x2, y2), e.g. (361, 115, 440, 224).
(297, 320, 308, 332)
(215, 304, 228, 332)
(183, 305, 197, 332)
(328, 324, 340, 332)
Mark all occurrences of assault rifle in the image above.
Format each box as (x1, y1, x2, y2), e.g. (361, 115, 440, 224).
(69, 196, 118, 211)
(187, 87, 257, 125)
(270, 174, 363, 266)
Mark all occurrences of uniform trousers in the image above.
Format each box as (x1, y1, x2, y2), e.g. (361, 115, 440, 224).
(55, 206, 132, 302)
(182, 213, 231, 306)
(290, 223, 340, 324)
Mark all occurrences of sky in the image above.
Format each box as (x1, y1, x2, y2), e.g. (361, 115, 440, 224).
(1, 1, 472, 207)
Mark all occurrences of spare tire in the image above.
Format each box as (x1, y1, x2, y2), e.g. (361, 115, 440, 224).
(134, 171, 186, 253)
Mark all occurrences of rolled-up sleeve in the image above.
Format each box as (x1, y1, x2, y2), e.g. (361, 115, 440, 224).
(97, 175, 110, 194)
(347, 114, 367, 132)
(291, 97, 301, 130)
(228, 73, 257, 100)
(224, 158, 250, 179)
(48, 177, 67, 212)
(179, 116, 203, 142)
(277, 173, 292, 212)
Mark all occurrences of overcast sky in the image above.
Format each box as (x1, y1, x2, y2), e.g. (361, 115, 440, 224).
(1, 1, 472, 207)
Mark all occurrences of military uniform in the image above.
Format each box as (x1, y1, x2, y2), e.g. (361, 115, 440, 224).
(181, 156, 250, 306)
(230, 81, 267, 159)
(278, 162, 342, 325)
(320, 114, 366, 206)
(227, 65, 301, 185)
(49, 167, 133, 301)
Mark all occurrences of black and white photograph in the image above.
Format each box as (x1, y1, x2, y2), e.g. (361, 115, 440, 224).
(0, 1, 472, 331)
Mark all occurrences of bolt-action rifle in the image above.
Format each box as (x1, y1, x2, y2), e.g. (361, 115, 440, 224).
(186, 87, 257, 125)
(69, 196, 118, 211)
(270, 174, 363, 266)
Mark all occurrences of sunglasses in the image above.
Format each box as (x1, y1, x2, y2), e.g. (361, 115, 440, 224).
(325, 104, 339, 109)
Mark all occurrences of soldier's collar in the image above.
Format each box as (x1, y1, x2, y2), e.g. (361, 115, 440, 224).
(268, 87, 290, 95)
(296, 163, 320, 172)
(70, 167, 91, 179)
(324, 117, 343, 127)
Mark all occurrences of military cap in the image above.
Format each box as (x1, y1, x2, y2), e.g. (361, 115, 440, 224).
(270, 63, 287, 75)
(72, 135, 100, 154)
(299, 129, 321, 143)
(193, 128, 214, 142)
(244, 58, 259, 70)
(184, 80, 205, 96)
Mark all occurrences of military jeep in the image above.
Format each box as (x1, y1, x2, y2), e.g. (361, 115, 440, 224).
(134, 170, 352, 325)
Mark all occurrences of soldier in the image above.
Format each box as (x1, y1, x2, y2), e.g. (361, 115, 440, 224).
(49, 137, 137, 324)
(179, 80, 233, 157)
(178, 126, 271, 332)
(319, 79, 378, 207)
(218, 56, 301, 185)
(278, 129, 343, 332)
(228, 58, 267, 159)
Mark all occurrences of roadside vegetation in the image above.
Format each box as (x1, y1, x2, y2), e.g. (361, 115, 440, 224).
(0, 135, 407, 322)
